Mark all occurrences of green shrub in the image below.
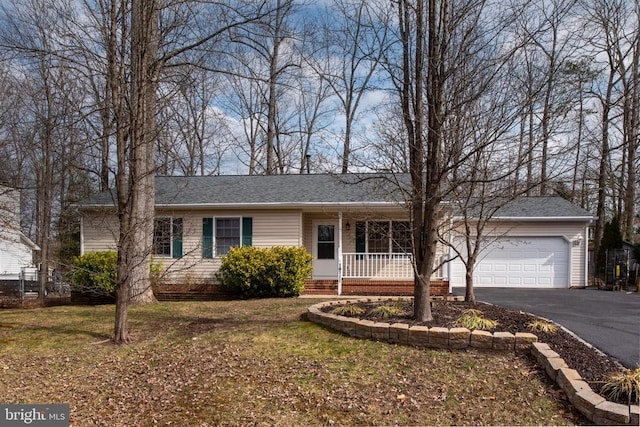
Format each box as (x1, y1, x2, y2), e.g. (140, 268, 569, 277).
(149, 257, 164, 290)
(68, 251, 118, 296)
(217, 246, 313, 298)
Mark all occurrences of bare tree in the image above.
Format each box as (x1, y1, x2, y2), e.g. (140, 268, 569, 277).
(387, 0, 525, 320)
(157, 66, 230, 176)
(304, 0, 391, 173)
(620, 9, 639, 241)
(582, 0, 638, 262)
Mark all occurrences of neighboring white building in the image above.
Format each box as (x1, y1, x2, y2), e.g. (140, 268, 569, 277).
(0, 185, 39, 281)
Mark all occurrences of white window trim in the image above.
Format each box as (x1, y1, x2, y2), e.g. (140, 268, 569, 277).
(204, 216, 243, 258)
(154, 217, 175, 258)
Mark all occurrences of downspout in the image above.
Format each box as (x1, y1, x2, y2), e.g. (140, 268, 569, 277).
(448, 215, 453, 294)
(584, 224, 589, 288)
(80, 215, 85, 256)
(338, 212, 343, 296)
(568, 236, 573, 288)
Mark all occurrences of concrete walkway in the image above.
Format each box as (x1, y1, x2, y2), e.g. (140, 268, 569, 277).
(452, 287, 640, 369)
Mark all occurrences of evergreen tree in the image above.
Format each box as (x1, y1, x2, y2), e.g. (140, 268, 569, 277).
(596, 216, 623, 274)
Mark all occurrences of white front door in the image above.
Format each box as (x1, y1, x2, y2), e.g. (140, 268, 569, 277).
(312, 221, 338, 278)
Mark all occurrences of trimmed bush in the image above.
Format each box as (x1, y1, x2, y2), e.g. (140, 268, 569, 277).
(68, 251, 117, 296)
(217, 246, 312, 298)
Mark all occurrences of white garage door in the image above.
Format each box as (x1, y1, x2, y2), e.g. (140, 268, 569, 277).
(450, 237, 568, 288)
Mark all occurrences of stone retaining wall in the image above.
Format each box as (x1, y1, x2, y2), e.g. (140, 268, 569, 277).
(307, 298, 639, 426)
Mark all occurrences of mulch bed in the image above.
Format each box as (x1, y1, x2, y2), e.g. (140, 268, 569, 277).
(321, 298, 626, 399)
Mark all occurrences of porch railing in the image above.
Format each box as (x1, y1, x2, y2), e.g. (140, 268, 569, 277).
(342, 253, 414, 279)
(342, 253, 449, 280)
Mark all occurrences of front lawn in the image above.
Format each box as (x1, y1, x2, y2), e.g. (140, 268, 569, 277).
(0, 299, 586, 425)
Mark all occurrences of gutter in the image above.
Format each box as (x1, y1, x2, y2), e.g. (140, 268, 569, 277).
(469, 216, 596, 222)
(77, 201, 408, 210)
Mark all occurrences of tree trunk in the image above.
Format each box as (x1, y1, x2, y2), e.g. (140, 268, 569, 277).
(114, 248, 130, 343)
(37, 54, 54, 302)
(113, 0, 159, 343)
(594, 66, 615, 269)
(465, 266, 475, 303)
(265, 0, 283, 175)
(341, 118, 351, 174)
(623, 32, 639, 241)
(127, 0, 158, 305)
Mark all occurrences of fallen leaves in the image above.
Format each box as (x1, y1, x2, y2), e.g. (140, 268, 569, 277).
(0, 299, 589, 426)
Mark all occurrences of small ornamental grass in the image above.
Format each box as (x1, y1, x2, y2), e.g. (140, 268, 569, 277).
(331, 304, 365, 317)
(527, 320, 559, 333)
(600, 368, 640, 406)
(455, 308, 498, 331)
(368, 305, 404, 319)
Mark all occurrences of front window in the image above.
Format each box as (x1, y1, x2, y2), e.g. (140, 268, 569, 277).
(368, 221, 390, 253)
(215, 217, 240, 256)
(317, 224, 335, 259)
(365, 220, 411, 255)
(153, 218, 172, 256)
(392, 221, 412, 254)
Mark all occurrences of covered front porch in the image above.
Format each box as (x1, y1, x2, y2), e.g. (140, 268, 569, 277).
(302, 211, 450, 296)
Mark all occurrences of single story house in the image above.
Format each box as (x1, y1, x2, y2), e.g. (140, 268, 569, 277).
(0, 185, 40, 282)
(77, 174, 593, 297)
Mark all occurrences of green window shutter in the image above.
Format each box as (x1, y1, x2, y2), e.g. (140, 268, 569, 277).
(355, 221, 366, 259)
(202, 218, 213, 258)
(172, 218, 183, 258)
(242, 217, 253, 246)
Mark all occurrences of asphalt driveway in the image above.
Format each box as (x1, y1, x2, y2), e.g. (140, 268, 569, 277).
(451, 287, 640, 369)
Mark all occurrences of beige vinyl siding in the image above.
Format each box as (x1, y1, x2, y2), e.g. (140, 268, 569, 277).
(81, 211, 119, 254)
(128, 209, 302, 285)
(253, 210, 302, 247)
(454, 220, 589, 287)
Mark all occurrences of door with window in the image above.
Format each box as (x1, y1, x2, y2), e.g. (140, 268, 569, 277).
(312, 221, 338, 278)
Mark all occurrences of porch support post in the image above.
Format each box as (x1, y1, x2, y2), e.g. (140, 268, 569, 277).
(338, 211, 343, 295)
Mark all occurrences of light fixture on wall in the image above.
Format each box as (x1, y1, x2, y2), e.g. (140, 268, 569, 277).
(345, 222, 350, 231)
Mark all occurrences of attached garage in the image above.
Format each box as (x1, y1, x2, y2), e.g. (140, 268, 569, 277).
(448, 196, 594, 290)
(450, 237, 569, 288)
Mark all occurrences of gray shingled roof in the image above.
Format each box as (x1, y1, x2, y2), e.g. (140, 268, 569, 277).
(79, 174, 593, 219)
(80, 174, 409, 207)
(493, 196, 593, 218)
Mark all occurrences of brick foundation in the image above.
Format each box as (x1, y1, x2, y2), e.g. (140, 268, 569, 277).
(154, 282, 232, 301)
(155, 278, 450, 300)
(303, 280, 338, 295)
(303, 278, 449, 296)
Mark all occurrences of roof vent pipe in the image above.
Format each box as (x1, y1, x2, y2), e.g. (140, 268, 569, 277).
(305, 154, 311, 174)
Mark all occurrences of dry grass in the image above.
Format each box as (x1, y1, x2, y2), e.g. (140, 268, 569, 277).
(330, 303, 366, 316)
(368, 304, 404, 319)
(0, 299, 587, 426)
(600, 368, 640, 406)
(455, 308, 499, 330)
(527, 319, 560, 333)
